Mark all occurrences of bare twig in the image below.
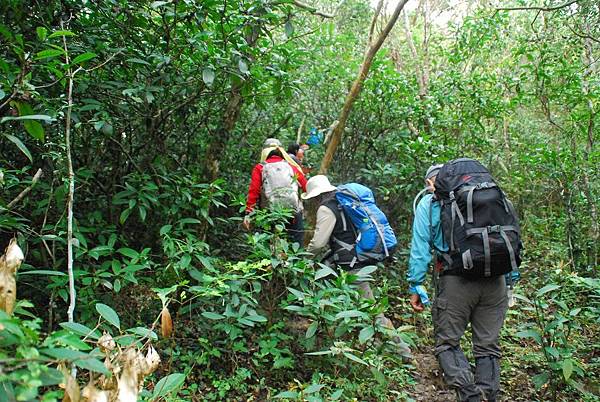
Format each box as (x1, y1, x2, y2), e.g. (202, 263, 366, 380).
(6, 169, 43, 209)
(61, 25, 77, 324)
(496, 0, 579, 12)
(291, 0, 334, 18)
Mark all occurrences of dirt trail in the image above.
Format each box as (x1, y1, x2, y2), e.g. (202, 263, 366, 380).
(408, 351, 456, 401)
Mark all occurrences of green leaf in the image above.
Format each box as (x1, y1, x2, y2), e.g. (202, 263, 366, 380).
(305, 321, 318, 338)
(562, 359, 574, 381)
(284, 20, 294, 38)
(36, 27, 48, 41)
(330, 389, 343, 400)
(202, 68, 215, 86)
(152, 373, 186, 399)
(532, 372, 550, 389)
(274, 390, 299, 399)
(516, 329, 541, 344)
(359, 326, 375, 344)
(305, 350, 333, 356)
(12, 102, 46, 140)
(39, 368, 63, 386)
(246, 314, 267, 323)
(160, 225, 172, 235)
(126, 57, 151, 66)
(95, 303, 120, 329)
(304, 383, 324, 394)
(201, 311, 225, 320)
(335, 310, 368, 320)
(75, 356, 110, 375)
(0, 89, 5, 100)
(238, 59, 249, 74)
(41, 347, 87, 360)
(35, 48, 64, 60)
(342, 351, 369, 365)
(119, 208, 131, 224)
(536, 284, 561, 297)
(59, 322, 100, 339)
(315, 266, 337, 280)
(72, 52, 97, 65)
(47, 30, 75, 39)
(3, 134, 32, 161)
(355, 265, 377, 277)
(0, 114, 53, 123)
(19, 269, 67, 276)
(151, 1, 170, 8)
(127, 327, 158, 340)
(117, 247, 138, 259)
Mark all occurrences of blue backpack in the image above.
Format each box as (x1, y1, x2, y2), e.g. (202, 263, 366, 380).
(335, 183, 397, 262)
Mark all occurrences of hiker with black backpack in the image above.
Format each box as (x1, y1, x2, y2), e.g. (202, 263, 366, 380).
(243, 138, 308, 245)
(301, 175, 411, 357)
(407, 159, 522, 402)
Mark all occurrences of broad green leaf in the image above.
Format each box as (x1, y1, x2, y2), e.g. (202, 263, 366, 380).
(238, 59, 249, 74)
(117, 247, 138, 259)
(274, 391, 299, 399)
(246, 314, 267, 322)
(59, 322, 100, 339)
(151, 1, 170, 8)
(562, 359, 574, 381)
(152, 373, 186, 399)
(41, 347, 87, 360)
(532, 372, 550, 389)
(36, 48, 64, 59)
(330, 389, 343, 400)
(304, 383, 324, 394)
(12, 102, 46, 140)
(75, 356, 110, 375)
(47, 30, 75, 39)
(95, 303, 120, 329)
(305, 321, 318, 338)
(127, 327, 158, 340)
(536, 284, 560, 297)
(0, 89, 5, 100)
(201, 311, 225, 320)
(355, 265, 377, 277)
(516, 329, 541, 344)
(39, 368, 63, 386)
(335, 310, 368, 320)
(358, 326, 375, 343)
(36, 27, 47, 41)
(202, 68, 215, 86)
(160, 225, 172, 235)
(285, 20, 294, 38)
(315, 266, 336, 280)
(72, 52, 97, 64)
(3, 134, 32, 161)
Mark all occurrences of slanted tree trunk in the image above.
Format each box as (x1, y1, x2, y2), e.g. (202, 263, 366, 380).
(319, 0, 409, 174)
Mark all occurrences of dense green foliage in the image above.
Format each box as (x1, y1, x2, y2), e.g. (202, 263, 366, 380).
(1, 0, 598, 400)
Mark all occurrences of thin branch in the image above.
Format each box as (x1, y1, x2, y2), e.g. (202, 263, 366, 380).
(6, 169, 43, 209)
(368, 0, 384, 45)
(291, 0, 334, 18)
(496, 0, 578, 12)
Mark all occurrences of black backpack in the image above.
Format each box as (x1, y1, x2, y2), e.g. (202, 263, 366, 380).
(434, 158, 521, 278)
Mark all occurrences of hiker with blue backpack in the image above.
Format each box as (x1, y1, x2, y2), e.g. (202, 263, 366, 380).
(301, 175, 410, 356)
(407, 159, 522, 402)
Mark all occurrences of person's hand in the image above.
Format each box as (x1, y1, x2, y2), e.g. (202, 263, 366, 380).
(242, 215, 251, 231)
(409, 293, 425, 312)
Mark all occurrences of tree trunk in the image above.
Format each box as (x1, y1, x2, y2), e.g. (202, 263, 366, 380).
(319, 0, 409, 174)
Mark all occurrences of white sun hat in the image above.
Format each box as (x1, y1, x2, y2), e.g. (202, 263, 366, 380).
(301, 175, 337, 200)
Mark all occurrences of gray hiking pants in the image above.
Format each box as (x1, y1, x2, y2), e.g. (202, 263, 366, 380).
(433, 275, 508, 402)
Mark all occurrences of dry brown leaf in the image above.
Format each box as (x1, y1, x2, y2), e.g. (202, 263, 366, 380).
(81, 383, 109, 402)
(58, 364, 81, 402)
(160, 306, 173, 338)
(98, 331, 116, 353)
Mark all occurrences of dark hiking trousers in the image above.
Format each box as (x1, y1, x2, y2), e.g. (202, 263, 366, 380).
(432, 275, 508, 402)
(286, 211, 304, 245)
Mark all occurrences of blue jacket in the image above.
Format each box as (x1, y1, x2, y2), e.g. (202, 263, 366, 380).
(407, 192, 520, 294)
(407, 193, 445, 293)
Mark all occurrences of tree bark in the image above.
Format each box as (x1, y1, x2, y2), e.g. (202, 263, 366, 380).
(319, 0, 409, 174)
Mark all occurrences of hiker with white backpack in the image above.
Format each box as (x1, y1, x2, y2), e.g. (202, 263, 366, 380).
(301, 175, 411, 357)
(407, 159, 522, 402)
(243, 138, 308, 245)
